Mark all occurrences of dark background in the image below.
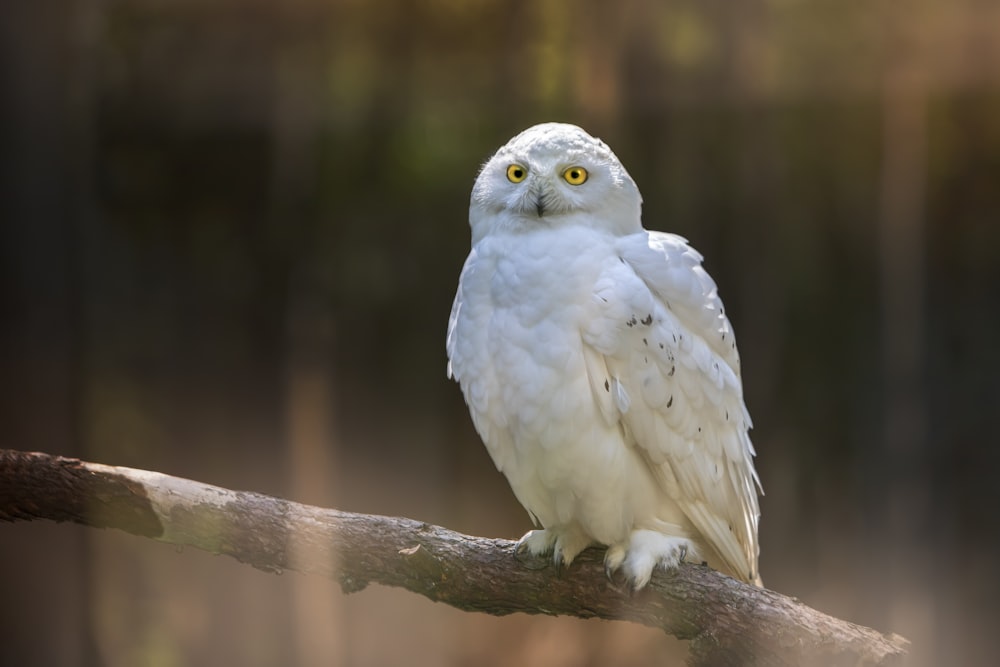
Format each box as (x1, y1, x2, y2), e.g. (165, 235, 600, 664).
(2, 1, 998, 665)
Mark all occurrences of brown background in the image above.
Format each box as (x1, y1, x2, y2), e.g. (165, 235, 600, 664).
(2, 1, 999, 665)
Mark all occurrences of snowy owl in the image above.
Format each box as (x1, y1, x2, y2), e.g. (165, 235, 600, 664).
(446, 123, 762, 588)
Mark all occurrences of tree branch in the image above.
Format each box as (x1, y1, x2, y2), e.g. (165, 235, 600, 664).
(0, 449, 907, 666)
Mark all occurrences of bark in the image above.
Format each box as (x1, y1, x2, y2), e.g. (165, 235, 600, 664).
(0, 449, 908, 666)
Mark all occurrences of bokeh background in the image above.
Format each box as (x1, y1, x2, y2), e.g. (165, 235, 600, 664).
(2, 0, 999, 665)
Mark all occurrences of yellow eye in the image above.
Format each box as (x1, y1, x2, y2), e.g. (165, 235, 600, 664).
(563, 166, 588, 185)
(506, 164, 527, 183)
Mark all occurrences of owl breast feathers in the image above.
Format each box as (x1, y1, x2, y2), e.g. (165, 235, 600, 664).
(447, 123, 762, 588)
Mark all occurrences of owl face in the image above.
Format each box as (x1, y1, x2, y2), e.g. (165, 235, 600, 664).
(469, 123, 643, 243)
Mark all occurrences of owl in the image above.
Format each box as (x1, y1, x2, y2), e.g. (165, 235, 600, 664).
(446, 123, 762, 588)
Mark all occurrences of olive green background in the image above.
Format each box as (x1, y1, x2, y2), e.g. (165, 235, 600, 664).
(2, 1, 998, 665)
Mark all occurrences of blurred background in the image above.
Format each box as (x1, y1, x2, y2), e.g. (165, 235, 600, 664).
(1, 0, 998, 665)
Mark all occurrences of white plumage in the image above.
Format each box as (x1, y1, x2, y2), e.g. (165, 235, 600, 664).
(447, 123, 762, 588)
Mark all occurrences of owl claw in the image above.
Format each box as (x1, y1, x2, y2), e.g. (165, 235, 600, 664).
(514, 527, 592, 575)
(603, 543, 627, 586)
(604, 562, 631, 592)
(604, 531, 698, 591)
(553, 551, 565, 576)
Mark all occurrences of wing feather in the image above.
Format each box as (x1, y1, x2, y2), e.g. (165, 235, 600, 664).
(584, 230, 762, 584)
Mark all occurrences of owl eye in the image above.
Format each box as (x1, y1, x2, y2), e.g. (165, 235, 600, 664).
(563, 167, 588, 185)
(506, 164, 528, 183)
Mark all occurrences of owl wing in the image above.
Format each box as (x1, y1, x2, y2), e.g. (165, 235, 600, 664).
(582, 231, 762, 584)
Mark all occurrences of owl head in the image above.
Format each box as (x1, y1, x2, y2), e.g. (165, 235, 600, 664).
(469, 123, 643, 244)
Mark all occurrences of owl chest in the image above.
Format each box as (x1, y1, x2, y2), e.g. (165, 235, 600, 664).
(478, 238, 591, 354)
(465, 235, 610, 438)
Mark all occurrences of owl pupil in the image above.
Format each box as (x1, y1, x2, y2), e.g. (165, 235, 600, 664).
(513, 169, 523, 178)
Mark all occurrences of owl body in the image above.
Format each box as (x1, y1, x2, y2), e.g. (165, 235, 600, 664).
(450, 225, 677, 544)
(447, 123, 761, 587)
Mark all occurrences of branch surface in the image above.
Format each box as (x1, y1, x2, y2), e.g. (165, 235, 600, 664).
(0, 449, 908, 666)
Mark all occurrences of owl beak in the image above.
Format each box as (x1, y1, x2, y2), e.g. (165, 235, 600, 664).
(526, 183, 547, 217)
(532, 187, 547, 217)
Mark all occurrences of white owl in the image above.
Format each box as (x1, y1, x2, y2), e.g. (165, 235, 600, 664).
(447, 123, 762, 588)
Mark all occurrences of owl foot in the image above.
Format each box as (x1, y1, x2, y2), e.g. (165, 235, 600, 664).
(515, 527, 592, 573)
(604, 530, 698, 591)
